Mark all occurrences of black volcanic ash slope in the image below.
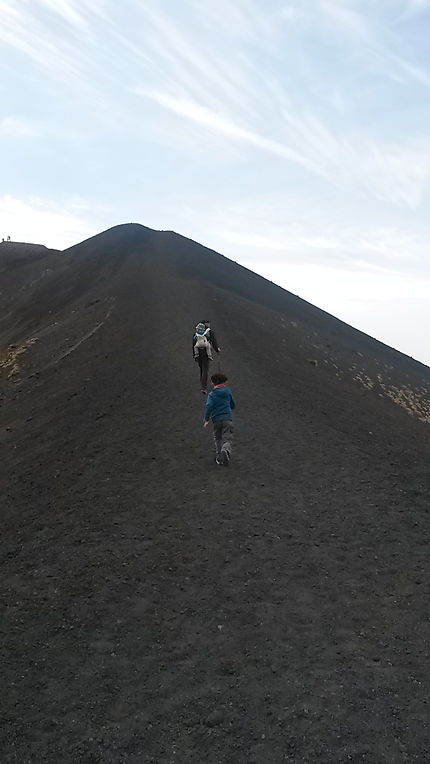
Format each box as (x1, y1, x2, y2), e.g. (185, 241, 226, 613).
(1, 225, 429, 764)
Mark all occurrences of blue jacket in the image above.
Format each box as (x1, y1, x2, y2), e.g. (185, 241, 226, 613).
(204, 385, 235, 422)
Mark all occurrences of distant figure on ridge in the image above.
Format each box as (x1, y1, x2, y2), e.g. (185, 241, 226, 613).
(193, 319, 220, 394)
(203, 372, 235, 466)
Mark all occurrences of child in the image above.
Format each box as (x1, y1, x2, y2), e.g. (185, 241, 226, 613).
(203, 373, 235, 466)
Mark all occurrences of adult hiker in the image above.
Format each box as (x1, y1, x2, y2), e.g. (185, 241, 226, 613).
(193, 319, 220, 394)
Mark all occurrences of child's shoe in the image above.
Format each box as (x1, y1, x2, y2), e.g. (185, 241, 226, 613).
(220, 449, 230, 466)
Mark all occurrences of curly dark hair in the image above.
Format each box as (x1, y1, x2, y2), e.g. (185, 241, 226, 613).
(211, 372, 228, 385)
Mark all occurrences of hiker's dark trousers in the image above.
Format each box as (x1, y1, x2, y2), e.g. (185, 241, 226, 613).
(197, 349, 210, 390)
(213, 420, 233, 459)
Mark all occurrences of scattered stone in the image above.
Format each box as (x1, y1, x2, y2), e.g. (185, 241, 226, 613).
(205, 710, 224, 727)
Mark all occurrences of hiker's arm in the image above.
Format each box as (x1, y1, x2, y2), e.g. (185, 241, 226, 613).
(204, 396, 214, 422)
(210, 330, 219, 352)
(230, 393, 236, 410)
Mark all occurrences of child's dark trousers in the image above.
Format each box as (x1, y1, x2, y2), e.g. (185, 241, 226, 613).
(213, 420, 233, 459)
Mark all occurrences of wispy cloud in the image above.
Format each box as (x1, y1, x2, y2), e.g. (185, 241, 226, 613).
(0, 117, 36, 138)
(134, 89, 318, 171)
(1, 0, 429, 209)
(38, 0, 87, 29)
(0, 0, 112, 86)
(282, 108, 430, 207)
(164, 194, 430, 278)
(1, 0, 428, 364)
(291, 0, 430, 86)
(401, 0, 430, 16)
(281, 5, 309, 23)
(0, 1, 85, 80)
(318, 0, 370, 38)
(136, 82, 430, 208)
(0, 196, 104, 249)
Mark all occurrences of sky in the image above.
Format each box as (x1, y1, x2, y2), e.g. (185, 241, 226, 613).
(1, 0, 430, 366)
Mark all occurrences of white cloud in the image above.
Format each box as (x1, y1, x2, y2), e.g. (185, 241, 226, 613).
(165, 196, 430, 280)
(0, 196, 102, 249)
(0, 0, 100, 81)
(402, 0, 430, 16)
(0, 117, 36, 137)
(134, 89, 318, 171)
(358, 139, 430, 206)
(282, 109, 430, 207)
(38, 0, 87, 29)
(137, 83, 430, 208)
(278, 262, 430, 365)
(125, 1, 430, 208)
(309, 0, 430, 87)
(375, 48, 430, 88)
(319, 0, 370, 37)
(281, 4, 308, 22)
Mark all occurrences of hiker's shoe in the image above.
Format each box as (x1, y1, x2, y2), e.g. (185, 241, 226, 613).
(215, 456, 222, 465)
(220, 450, 230, 466)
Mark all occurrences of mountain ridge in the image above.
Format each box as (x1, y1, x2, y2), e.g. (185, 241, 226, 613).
(1, 222, 429, 763)
(4, 222, 428, 369)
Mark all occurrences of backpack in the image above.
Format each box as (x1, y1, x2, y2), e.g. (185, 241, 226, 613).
(194, 327, 210, 349)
